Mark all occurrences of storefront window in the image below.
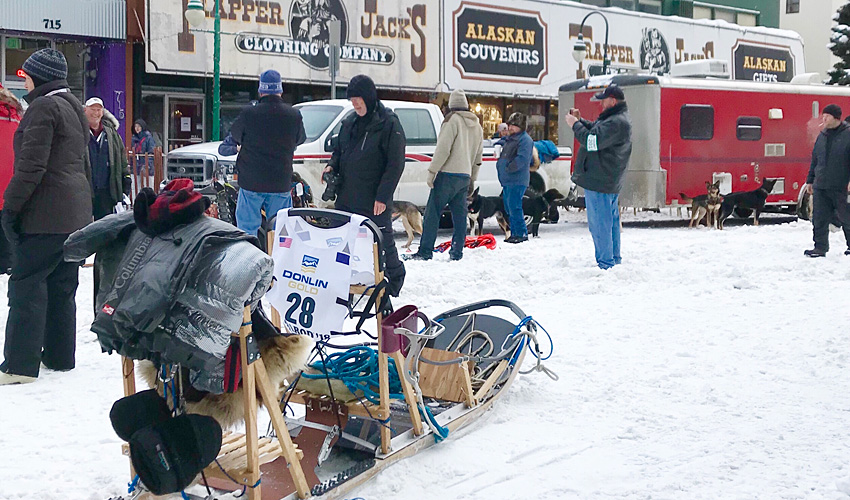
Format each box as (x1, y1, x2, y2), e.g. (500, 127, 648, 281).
(4, 37, 50, 86)
(469, 100, 503, 139)
(547, 101, 559, 143)
(57, 42, 86, 101)
(507, 101, 546, 141)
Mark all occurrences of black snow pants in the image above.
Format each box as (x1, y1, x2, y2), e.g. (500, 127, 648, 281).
(1, 233, 80, 377)
(335, 203, 406, 297)
(812, 188, 850, 252)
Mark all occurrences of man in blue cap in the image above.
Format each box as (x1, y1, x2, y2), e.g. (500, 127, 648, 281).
(565, 84, 632, 270)
(227, 70, 306, 238)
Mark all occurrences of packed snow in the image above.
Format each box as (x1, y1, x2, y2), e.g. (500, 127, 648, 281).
(2, 211, 850, 500)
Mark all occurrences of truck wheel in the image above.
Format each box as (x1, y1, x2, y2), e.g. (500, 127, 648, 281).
(733, 207, 753, 218)
(796, 190, 813, 221)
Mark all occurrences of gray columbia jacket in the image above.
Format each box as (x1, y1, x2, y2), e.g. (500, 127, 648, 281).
(65, 213, 273, 393)
(571, 101, 633, 194)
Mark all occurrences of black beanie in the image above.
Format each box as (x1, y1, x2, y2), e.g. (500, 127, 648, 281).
(824, 104, 842, 120)
(22, 48, 68, 83)
(346, 74, 378, 114)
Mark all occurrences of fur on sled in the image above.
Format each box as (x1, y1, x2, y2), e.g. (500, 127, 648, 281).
(138, 334, 314, 429)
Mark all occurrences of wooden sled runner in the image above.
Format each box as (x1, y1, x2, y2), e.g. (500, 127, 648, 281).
(117, 208, 552, 500)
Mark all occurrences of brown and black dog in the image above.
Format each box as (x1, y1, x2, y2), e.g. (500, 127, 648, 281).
(680, 181, 723, 228)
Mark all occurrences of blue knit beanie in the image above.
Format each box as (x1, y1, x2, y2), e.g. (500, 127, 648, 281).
(22, 48, 68, 83)
(258, 70, 282, 95)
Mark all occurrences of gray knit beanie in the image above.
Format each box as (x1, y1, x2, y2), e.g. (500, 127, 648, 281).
(448, 89, 469, 110)
(22, 49, 68, 83)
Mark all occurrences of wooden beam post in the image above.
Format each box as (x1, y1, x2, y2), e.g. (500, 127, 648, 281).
(390, 350, 424, 436)
(238, 308, 262, 500)
(254, 359, 310, 498)
(374, 242, 391, 454)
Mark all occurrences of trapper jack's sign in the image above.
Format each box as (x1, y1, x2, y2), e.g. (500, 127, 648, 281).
(452, 1, 547, 84)
(172, 0, 430, 73)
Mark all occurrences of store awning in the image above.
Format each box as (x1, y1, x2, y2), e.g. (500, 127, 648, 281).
(0, 0, 125, 40)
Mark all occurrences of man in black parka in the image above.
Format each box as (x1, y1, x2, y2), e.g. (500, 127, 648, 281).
(324, 75, 406, 298)
(0, 49, 91, 385)
(804, 103, 850, 258)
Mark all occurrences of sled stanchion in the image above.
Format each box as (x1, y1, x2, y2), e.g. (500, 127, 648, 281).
(374, 242, 392, 455)
(121, 356, 137, 479)
(390, 350, 424, 436)
(239, 307, 262, 500)
(253, 349, 311, 498)
(266, 229, 282, 329)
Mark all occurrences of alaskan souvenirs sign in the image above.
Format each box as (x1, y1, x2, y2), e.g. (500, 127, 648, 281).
(146, 0, 439, 90)
(452, 2, 547, 84)
(443, 0, 805, 98)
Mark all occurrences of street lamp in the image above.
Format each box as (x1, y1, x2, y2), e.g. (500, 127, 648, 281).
(572, 11, 610, 76)
(186, 0, 221, 141)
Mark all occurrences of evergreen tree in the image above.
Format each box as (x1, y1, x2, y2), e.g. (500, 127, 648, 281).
(827, 2, 850, 85)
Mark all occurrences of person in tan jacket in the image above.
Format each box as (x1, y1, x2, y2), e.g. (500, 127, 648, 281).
(406, 89, 483, 261)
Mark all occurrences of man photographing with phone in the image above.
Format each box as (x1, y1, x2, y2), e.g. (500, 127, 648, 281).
(565, 84, 632, 270)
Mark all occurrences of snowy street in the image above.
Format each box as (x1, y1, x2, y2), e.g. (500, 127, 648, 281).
(2, 213, 850, 500)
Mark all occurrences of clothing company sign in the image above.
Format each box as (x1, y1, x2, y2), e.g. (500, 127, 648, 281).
(147, 0, 437, 88)
(234, 0, 418, 70)
(732, 41, 794, 82)
(452, 2, 547, 84)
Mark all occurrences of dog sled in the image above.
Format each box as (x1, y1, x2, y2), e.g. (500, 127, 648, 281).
(106, 207, 554, 500)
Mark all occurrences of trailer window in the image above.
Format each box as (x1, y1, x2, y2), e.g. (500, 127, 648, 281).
(680, 105, 714, 140)
(736, 117, 762, 141)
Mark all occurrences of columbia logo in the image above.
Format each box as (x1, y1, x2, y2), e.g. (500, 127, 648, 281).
(101, 304, 115, 316)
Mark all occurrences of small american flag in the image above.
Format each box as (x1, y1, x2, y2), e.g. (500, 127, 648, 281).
(279, 236, 292, 248)
(357, 228, 369, 238)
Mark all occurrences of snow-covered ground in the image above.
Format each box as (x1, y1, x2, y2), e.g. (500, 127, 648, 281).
(2, 212, 850, 500)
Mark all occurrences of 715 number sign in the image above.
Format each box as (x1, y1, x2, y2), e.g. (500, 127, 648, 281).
(43, 19, 62, 30)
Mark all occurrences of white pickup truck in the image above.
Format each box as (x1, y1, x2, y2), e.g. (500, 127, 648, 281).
(165, 99, 572, 207)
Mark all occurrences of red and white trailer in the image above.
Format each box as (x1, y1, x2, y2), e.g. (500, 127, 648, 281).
(559, 70, 850, 217)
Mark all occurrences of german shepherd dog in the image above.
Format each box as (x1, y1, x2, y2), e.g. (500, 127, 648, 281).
(391, 200, 423, 249)
(716, 178, 777, 230)
(680, 181, 723, 228)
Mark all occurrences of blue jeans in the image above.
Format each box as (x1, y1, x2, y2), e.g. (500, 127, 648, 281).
(419, 173, 470, 259)
(502, 185, 527, 238)
(236, 189, 292, 237)
(584, 189, 621, 269)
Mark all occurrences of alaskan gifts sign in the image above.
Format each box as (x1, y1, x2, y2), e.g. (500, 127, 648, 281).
(732, 41, 795, 82)
(452, 2, 547, 84)
(146, 0, 440, 90)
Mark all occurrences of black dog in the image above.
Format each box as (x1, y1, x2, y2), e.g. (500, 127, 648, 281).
(467, 187, 503, 236)
(717, 178, 778, 230)
(542, 189, 567, 223)
(467, 187, 549, 238)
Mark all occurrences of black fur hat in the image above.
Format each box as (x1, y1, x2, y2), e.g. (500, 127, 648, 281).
(507, 112, 527, 132)
(346, 74, 378, 114)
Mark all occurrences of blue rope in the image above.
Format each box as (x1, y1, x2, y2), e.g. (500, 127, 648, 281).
(422, 405, 449, 442)
(127, 474, 140, 494)
(181, 492, 190, 500)
(301, 347, 405, 404)
(506, 316, 554, 364)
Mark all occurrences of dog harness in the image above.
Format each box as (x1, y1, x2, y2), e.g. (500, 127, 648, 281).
(267, 209, 369, 341)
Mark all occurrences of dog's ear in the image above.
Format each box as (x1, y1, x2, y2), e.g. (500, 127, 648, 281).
(471, 187, 480, 197)
(706, 181, 711, 188)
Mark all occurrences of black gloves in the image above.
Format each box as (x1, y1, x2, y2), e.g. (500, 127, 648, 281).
(2, 210, 20, 245)
(122, 175, 132, 197)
